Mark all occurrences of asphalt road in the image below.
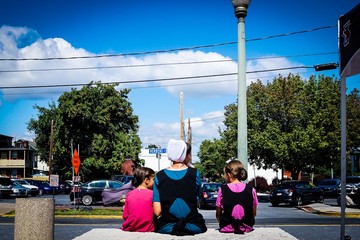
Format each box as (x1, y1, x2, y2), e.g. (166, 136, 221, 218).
(1, 194, 360, 240)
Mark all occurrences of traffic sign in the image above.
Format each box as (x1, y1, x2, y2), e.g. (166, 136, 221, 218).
(149, 148, 167, 154)
(72, 149, 81, 175)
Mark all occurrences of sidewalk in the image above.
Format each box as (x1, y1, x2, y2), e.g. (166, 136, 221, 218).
(1, 201, 360, 217)
(298, 203, 360, 217)
(1, 201, 360, 240)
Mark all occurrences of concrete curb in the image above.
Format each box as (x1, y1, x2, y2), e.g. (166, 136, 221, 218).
(299, 205, 360, 218)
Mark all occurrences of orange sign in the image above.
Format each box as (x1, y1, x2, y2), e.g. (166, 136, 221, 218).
(72, 149, 81, 175)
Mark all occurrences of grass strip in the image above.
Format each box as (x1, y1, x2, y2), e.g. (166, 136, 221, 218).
(3, 208, 122, 216)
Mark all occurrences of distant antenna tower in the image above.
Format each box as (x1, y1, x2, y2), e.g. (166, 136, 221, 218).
(180, 92, 185, 140)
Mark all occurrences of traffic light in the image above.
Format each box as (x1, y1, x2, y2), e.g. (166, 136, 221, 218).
(314, 63, 338, 71)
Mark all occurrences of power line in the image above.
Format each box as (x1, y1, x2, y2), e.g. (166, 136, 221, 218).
(0, 66, 310, 89)
(0, 51, 337, 74)
(1, 69, 312, 96)
(0, 25, 337, 62)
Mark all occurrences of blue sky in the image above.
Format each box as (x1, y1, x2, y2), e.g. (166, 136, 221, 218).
(0, 0, 359, 162)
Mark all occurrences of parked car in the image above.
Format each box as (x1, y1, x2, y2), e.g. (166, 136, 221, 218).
(344, 176, 360, 193)
(26, 179, 58, 195)
(11, 179, 39, 196)
(58, 181, 72, 194)
(110, 175, 133, 184)
(198, 182, 222, 209)
(10, 182, 29, 198)
(0, 177, 14, 198)
(70, 180, 124, 206)
(102, 181, 135, 206)
(336, 176, 360, 206)
(317, 178, 341, 197)
(269, 181, 324, 207)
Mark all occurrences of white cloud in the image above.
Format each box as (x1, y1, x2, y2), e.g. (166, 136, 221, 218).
(246, 56, 305, 84)
(138, 110, 225, 163)
(1, 26, 306, 102)
(0, 26, 307, 163)
(0, 26, 240, 101)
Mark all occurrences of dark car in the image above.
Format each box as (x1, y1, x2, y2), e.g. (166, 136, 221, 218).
(58, 181, 72, 194)
(344, 176, 360, 193)
(102, 181, 135, 206)
(26, 179, 58, 195)
(70, 180, 124, 206)
(269, 181, 324, 207)
(0, 177, 14, 198)
(198, 182, 222, 209)
(336, 176, 360, 206)
(317, 178, 341, 197)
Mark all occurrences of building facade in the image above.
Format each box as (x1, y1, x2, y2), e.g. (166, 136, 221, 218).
(139, 148, 170, 172)
(0, 134, 47, 178)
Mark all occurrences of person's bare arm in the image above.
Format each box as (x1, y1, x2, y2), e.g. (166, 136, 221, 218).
(216, 206, 222, 223)
(252, 206, 257, 217)
(153, 202, 162, 217)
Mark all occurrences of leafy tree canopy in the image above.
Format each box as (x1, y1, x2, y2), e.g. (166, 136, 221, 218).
(28, 83, 141, 181)
(198, 74, 360, 180)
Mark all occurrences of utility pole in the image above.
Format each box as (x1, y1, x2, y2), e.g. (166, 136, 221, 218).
(180, 92, 185, 140)
(48, 119, 54, 180)
(187, 118, 192, 165)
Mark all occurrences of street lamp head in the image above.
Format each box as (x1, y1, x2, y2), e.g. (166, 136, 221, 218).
(231, 0, 251, 19)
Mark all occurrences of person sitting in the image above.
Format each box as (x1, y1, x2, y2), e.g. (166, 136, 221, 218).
(153, 139, 207, 236)
(121, 167, 155, 232)
(216, 159, 258, 234)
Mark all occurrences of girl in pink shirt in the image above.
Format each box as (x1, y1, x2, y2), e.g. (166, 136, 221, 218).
(121, 167, 155, 232)
(216, 159, 258, 234)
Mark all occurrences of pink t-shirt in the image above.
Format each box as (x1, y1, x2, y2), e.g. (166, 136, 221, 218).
(216, 182, 258, 233)
(121, 188, 155, 232)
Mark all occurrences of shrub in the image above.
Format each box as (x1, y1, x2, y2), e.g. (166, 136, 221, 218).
(249, 176, 271, 193)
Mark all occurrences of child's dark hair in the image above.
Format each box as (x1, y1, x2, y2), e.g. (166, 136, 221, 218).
(186, 142, 191, 156)
(131, 167, 155, 187)
(224, 159, 248, 181)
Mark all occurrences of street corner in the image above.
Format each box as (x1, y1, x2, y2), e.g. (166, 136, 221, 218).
(0, 203, 15, 217)
(298, 203, 360, 218)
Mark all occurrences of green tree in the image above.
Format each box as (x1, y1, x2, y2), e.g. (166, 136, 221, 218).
(28, 83, 141, 181)
(347, 88, 360, 149)
(197, 139, 227, 182)
(198, 74, 360, 180)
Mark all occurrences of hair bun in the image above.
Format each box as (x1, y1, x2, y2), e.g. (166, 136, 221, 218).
(240, 168, 248, 181)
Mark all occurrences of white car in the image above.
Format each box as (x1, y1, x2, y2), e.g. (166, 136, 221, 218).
(11, 179, 39, 196)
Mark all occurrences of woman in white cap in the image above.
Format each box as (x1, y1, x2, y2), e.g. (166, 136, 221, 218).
(153, 139, 207, 235)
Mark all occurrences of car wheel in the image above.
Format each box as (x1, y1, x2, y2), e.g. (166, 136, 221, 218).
(39, 189, 44, 196)
(82, 195, 93, 206)
(271, 202, 279, 207)
(337, 196, 341, 206)
(294, 196, 303, 206)
(316, 195, 324, 203)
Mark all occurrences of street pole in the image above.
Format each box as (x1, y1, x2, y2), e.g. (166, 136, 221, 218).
(231, 0, 251, 176)
(158, 145, 161, 172)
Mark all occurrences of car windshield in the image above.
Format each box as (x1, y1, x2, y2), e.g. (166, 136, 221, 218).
(109, 181, 123, 189)
(346, 177, 360, 184)
(319, 180, 338, 185)
(276, 182, 308, 189)
(15, 180, 29, 184)
(204, 184, 221, 192)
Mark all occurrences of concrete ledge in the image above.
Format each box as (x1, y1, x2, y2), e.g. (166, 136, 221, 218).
(72, 228, 298, 240)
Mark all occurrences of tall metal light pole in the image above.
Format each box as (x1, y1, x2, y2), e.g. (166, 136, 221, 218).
(231, 0, 251, 175)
